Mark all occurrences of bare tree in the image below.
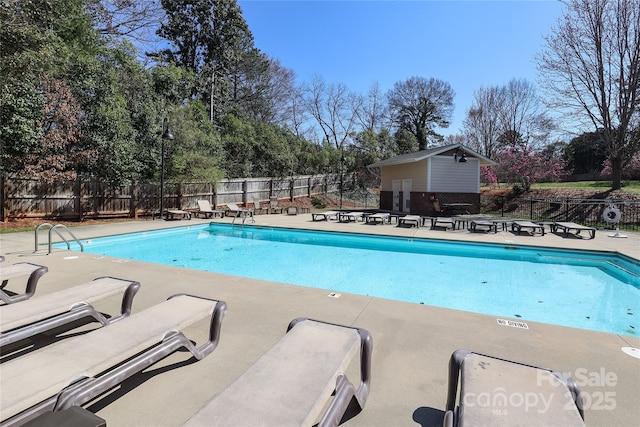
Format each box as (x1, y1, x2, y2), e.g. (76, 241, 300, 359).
(463, 85, 505, 158)
(386, 76, 454, 151)
(86, 0, 164, 43)
(255, 58, 316, 140)
(500, 79, 554, 148)
(287, 86, 313, 140)
(463, 79, 555, 158)
(357, 82, 388, 133)
(260, 58, 302, 129)
(302, 75, 362, 150)
(537, 0, 640, 189)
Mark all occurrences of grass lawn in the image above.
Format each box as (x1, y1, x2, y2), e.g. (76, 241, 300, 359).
(531, 180, 640, 193)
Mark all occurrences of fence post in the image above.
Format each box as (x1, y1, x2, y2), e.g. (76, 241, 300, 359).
(75, 177, 82, 220)
(1, 174, 5, 222)
(290, 177, 294, 201)
(131, 181, 137, 219)
(242, 180, 248, 205)
(565, 198, 569, 221)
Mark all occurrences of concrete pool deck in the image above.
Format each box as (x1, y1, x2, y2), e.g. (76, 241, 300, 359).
(1, 213, 639, 426)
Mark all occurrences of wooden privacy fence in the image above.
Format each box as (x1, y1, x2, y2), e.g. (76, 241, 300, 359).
(0, 174, 347, 220)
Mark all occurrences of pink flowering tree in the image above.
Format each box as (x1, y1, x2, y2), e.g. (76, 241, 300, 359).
(492, 145, 568, 191)
(480, 166, 498, 186)
(600, 154, 640, 180)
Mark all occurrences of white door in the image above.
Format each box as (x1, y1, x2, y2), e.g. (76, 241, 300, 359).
(402, 179, 412, 212)
(392, 180, 401, 211)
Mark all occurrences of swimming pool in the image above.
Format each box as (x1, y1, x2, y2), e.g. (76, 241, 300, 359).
(63, 223, 640, 336)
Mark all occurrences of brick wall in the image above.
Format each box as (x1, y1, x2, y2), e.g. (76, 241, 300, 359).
(379, 191, 480, 215)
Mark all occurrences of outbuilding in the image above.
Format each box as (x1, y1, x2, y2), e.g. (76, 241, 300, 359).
(368, 143, 497, 216)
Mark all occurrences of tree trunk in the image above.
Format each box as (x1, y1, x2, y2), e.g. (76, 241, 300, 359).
(611, 156, 623, 190)
(416, 127, 427, 151)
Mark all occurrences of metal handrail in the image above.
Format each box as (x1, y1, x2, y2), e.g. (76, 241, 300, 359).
(34, 223, 84, 254)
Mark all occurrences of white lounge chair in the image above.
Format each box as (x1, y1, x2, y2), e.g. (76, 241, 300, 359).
(430, 217, 456, 230)
(195, 200, 224, 219)
(311, 211, 339, 221)
(225, 203, 255, 224)
(0, 262, 48, 304)
(182, 318, 372, 427)
(366, 212, 390, 225)
(0, 294, 227, 426)
(338, 212, 362, 222)
(444, 349, 585, 427)
(0, 277, 140, 349)
(252, 198, 268, 215)
(398, 215, 421, 228)
(166, 209, 191, 220)
(268, 197, 283, 214)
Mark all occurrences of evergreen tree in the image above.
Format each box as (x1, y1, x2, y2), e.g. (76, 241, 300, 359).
(156, 0, 270, 124)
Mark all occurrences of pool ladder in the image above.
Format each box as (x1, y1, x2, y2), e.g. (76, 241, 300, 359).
(34, 223, 84, 254)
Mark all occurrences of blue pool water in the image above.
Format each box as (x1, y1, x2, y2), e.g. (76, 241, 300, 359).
(62, 224, 640, 336)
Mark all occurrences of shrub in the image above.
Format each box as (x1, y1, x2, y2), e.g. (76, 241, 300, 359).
(311, 197, 326, 208)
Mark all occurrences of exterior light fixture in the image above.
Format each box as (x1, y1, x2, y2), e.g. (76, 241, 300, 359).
(454, 148, 467, 162)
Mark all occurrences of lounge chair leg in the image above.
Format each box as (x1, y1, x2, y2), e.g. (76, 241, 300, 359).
(318, 374, 359, 427)
(0, 304, 111, 349)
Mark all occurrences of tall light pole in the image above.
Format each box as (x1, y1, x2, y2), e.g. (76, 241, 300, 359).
(339, 149, 346, 209)
(159, 118, 174, 220)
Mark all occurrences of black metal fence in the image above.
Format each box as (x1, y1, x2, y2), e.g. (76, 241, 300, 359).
(481, 196, 640, 231)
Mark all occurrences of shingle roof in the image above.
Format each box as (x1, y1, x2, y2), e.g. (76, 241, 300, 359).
(368, 143, 497, 168)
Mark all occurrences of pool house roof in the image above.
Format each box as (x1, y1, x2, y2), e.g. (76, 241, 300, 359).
(368, 143, 497, 168)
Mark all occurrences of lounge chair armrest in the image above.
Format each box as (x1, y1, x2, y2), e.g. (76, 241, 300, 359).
(99, 277, 141, 323)
(445, 349, 471, 411)
(287, 317, 373, 423)
(168, 293, 228, 357)
(0, 264, 49, 304)
(556, 371, 585, 420)
(22, 266, 49, 302)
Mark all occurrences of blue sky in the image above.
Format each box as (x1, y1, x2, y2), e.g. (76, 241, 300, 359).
(238, 0, 566, 137)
